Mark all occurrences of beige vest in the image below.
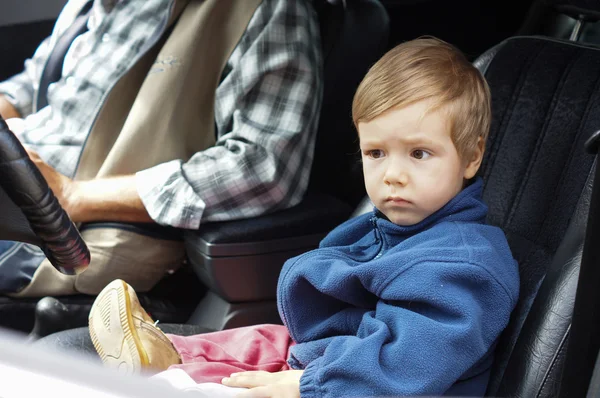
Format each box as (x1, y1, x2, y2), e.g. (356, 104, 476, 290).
(13, 0, 263, 297)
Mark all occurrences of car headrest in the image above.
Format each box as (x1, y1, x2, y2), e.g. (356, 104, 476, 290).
(544, 0, 600, 21)
(309, 0, 389, 207)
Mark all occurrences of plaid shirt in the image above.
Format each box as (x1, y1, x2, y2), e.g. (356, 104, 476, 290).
(0, 0, 322, 229)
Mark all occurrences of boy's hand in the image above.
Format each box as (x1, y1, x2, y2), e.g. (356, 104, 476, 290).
(222, 370, 303, 398)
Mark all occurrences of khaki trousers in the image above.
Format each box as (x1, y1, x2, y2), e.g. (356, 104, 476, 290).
(9, 228, 185, 297)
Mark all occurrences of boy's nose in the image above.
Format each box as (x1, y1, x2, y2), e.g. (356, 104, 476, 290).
(384, 165, 409, 186)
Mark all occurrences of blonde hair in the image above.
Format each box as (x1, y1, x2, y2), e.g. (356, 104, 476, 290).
(352, 37, 491, 159)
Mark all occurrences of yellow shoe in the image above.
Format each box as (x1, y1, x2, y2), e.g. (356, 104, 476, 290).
(88, 279, 181, 375)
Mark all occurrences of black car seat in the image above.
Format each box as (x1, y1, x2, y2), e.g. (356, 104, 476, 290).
(35, 34, 600, 396)
(476, 36, 598, 396)
(484, 2, 600, 396)
(0, 0, 390, 334)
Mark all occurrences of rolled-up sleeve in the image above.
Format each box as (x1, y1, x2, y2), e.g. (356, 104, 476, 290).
(137, 0, 323, 229)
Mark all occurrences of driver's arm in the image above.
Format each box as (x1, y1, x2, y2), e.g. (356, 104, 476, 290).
(66, 175, 152, 223)
(0, 95, 21, 119)
(26, 0, 321, 227)
(24, 149, 151, 223)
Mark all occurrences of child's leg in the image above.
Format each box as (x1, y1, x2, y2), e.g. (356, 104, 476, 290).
(167, 324, 293, 384)
(89, 279, 182, 375)
(89, 279, 293, 383)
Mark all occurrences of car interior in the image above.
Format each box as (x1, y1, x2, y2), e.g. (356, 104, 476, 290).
(2, 0, 600, 396)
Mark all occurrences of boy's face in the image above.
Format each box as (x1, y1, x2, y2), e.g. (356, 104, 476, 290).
(358, 100, 483, 226)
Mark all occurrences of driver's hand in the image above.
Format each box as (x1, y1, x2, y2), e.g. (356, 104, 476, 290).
(24, 147, 76, 215)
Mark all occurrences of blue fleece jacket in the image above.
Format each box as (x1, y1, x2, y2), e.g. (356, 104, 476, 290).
(277, 178, 520, 397)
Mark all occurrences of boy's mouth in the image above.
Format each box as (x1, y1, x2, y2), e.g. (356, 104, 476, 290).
(386, 196, 411, 205)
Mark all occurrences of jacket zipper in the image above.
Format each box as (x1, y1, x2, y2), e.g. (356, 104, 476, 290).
(280, 215, 387, 339)
(371, 214, 385, 259)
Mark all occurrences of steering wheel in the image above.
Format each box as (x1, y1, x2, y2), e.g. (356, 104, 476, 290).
(0, 117, 90, 274)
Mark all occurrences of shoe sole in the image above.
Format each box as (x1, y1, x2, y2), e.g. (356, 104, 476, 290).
(89, 280, 149, 375)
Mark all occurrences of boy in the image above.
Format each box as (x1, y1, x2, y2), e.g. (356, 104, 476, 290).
(89, 37, 519, 397)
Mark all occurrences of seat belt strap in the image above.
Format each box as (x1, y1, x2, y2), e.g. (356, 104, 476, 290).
(36, 0, 93, 111)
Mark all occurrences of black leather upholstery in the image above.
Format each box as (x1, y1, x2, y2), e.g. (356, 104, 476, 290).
(494, 168, 592, 397)
(185, 192, 352, 246)
(476, 37, 599, 396)
(472, 42, 505, 75)
(0, 118, 90, 274)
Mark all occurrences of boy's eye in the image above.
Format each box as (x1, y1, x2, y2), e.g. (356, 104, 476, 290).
(412, 149, 431, 160)
(367, 149, 385, 159)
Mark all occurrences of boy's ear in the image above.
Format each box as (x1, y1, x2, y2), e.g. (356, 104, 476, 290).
(463, 137, 485, 180)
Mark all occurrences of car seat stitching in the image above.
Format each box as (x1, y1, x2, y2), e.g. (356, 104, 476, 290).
(537, 62, 600, 241)
(481, 39, 546, 183)
(505, 44, 583, 229)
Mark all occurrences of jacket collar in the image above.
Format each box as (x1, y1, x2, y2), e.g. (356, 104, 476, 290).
(373, 177, 488, 237)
